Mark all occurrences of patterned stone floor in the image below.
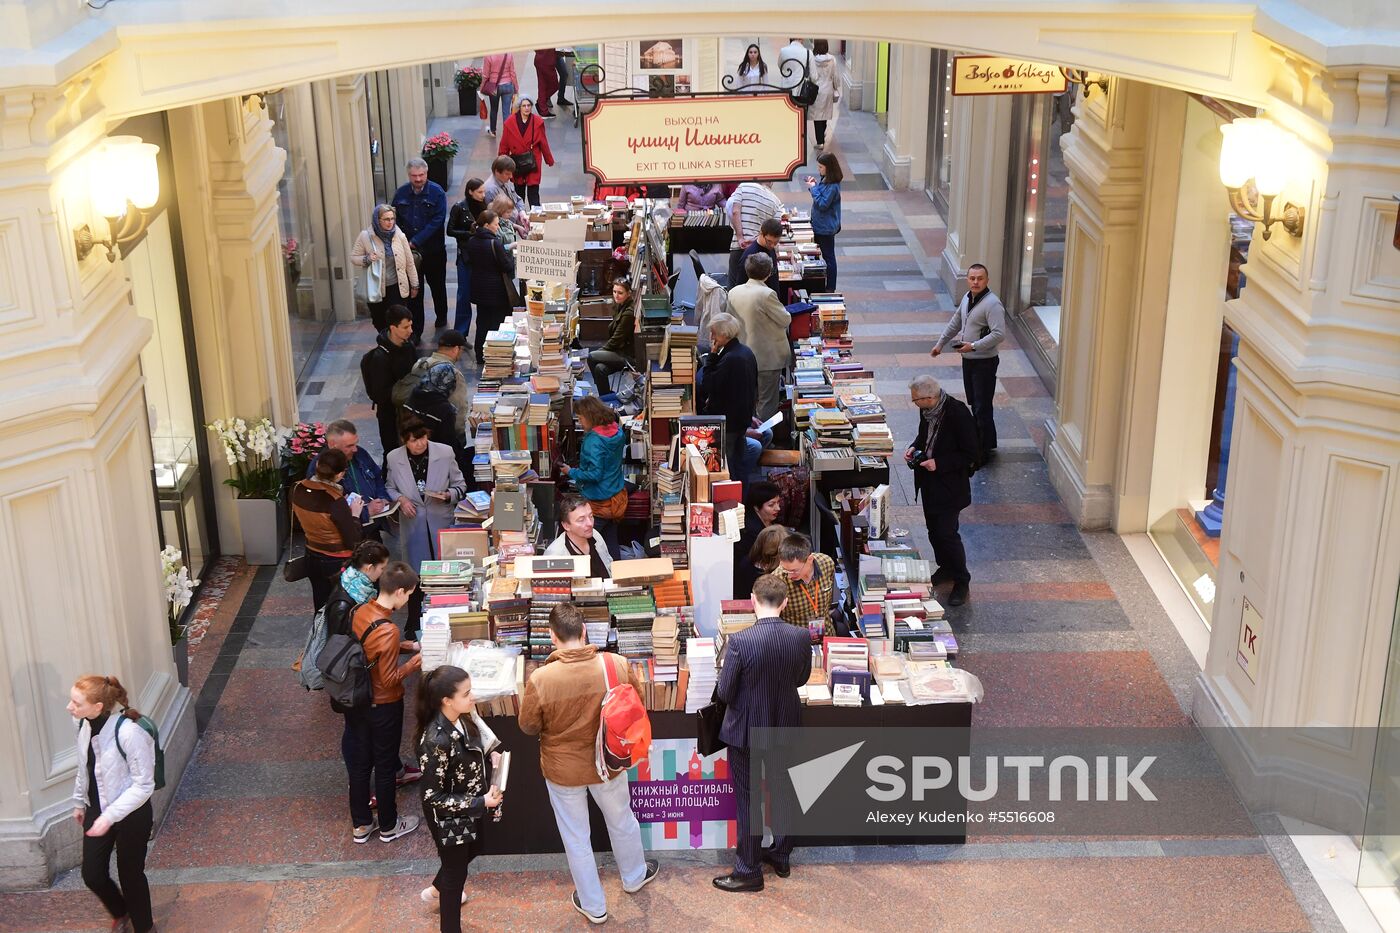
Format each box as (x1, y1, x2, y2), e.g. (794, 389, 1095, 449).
(0, 53, 1340, 932)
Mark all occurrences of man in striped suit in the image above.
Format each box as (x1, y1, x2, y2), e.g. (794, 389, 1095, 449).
(713, 573, 813, 892)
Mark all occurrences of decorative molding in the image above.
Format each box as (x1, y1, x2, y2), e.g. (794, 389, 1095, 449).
(1352, 194, 1400, 303)
(0, 218, 36, 329)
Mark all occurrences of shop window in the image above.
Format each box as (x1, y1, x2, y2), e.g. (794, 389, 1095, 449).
(1004, 90, 1075, 372)
(924, 50, 954, 213)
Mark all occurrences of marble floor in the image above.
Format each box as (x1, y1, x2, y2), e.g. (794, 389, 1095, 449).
(0, 55, 1342, 932)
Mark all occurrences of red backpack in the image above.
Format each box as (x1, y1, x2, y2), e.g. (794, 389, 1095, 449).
(595, 654, 652, 779)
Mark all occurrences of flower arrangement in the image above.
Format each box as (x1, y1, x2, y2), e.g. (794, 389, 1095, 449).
(161, 545, 199, 645)
(282, 236, 299, 269)
(206, 417, 284, 499)
(282, 421, 327, 479)
(422, 131, 459, 163)
(454, 66, 483, 93)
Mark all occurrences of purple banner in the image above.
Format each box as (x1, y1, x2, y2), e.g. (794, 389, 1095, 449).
(630, 778, 737, 823)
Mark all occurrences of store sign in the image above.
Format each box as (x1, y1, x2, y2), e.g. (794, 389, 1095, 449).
(628, 738, 736, 850)
(582, 94, 806, 184)
(1236, 597, 1264, 683)
(514, 241, 579, 284)
(951, 56, 1068, 96)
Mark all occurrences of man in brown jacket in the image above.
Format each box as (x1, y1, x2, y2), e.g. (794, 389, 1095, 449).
(347, 561, 422, 844)
(519, 604, 658, 924)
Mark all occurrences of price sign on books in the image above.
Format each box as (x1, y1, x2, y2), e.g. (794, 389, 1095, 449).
(514, 241, 580, 285)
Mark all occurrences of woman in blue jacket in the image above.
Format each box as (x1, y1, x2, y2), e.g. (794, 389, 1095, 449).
(805, 151, 843, 290)
(560, 395, 627, 558)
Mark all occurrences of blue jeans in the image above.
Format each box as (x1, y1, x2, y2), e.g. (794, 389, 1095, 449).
(454, 254, 473, 338)
(489, 83, 515, 133)
(545, 775, 647, 916)
(741, 425, 774, 484)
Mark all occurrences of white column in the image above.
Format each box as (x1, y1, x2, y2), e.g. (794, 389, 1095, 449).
(842, 41, 871, 111)
(1044, 79, 1151, 529)
(311, 75, 375, 322)
(167, 95, 298, 553)
(1194, 61, 1400, 820)
(938, 92, 1015, 298)
(880, 43, 932, 190)
(0, 76, 192, 889)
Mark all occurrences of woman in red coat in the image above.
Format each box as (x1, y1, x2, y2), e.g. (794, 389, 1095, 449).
(497, 97, 555, 209)
(533, 49, 560, 118)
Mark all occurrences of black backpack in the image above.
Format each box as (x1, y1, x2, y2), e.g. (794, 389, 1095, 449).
(316, 618, 387, 713)
(360, 346, 386, 406)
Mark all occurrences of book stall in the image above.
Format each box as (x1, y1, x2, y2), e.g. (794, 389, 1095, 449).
(405, 201, 977, 856)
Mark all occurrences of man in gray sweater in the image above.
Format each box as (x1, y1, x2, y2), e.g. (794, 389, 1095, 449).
(930, 263, 1005, 461)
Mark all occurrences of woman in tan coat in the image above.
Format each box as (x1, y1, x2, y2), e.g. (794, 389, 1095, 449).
(352, 203, 420, 332)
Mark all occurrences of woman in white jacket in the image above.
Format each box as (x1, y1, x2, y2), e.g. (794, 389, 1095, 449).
(68, 674, 157, 933)
(352, 203, 420, 333)
(808, 39, 841, 150)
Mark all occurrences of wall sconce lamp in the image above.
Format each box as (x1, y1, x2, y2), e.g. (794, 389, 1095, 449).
(1218, 118, 1305, 241)
(1060, 68, 1109, 97)
(73, 135, 161, 263)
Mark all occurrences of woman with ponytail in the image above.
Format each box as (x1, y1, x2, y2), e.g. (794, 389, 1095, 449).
(415, 666, 503, 932)
(67, 674, 156, 933)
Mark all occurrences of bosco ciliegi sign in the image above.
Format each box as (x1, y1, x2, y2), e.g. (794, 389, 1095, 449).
(582, 94, 806, 184)
(951, 56, 1068, 95)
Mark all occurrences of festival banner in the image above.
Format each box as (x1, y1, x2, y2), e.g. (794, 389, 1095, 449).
(582, 94, 806, 184)
(951, 56, 1068, 96)
(628, 737, 737, 850)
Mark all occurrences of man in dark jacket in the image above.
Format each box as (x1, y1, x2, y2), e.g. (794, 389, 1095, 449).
(392, 158, 449, 337)
(698, 312, 759, 483)
(360, 307, 418, 457)
(713, 573, 812, 892)
(729, 218, 783, 297)
(905, 374, 980, 606)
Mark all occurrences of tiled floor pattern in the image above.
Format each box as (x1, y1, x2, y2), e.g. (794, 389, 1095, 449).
(0, 54, 1337, 932)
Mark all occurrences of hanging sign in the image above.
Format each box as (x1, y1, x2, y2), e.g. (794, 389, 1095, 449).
(582, 93, 806, 184)
(514, 241, 579, 285)
(951, 56, 1068, 96)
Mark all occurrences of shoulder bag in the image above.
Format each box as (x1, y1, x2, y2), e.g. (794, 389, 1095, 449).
(282, 499, 308, 583)
(695, 688, 728, 756)
(481, 58, 502, 97)
(510, 120, 539, 176)
(793, 52, 819, 106)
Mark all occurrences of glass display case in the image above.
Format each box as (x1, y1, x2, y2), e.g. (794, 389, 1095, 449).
(152, 435, 195, 491)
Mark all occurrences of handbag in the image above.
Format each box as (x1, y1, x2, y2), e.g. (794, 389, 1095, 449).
(793, 52, 818, 106)
(501, 271, 524, 308)
(477, 95, 489, 120)
(511, 148, 538, 177)
(696, 689, 728, 756)
(481, 58, 502, 97)
(282, 501, 309, 583)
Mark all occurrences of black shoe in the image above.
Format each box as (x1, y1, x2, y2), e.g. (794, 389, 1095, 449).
(570, 891, 607, 924)
(760, 849, 790, 878)
(931, 567, 953, 586)
(948, 582, 970, 607)
(624, 859, 660, 893)
(713, 872, 764, 892)
(981, 448, 997, 462)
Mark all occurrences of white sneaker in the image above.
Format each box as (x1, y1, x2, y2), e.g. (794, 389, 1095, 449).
(379, 815, 420, 842)
(420, 885, 469, 908)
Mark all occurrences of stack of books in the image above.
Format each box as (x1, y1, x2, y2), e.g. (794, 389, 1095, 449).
(719, 600, 756, 637)
(853, 423, 895, 458)
(446, 609, 490, 643)
(487, 597, 530, 651)
(649, 385, 687, 419)
(482, 328, 517, 380)
(419, 615, 452, 672)
(659, 503, 687, 567)
(528, 582, 572, 660)
(823, 636, 870, 672)
(651, 615, 679, 672)
(684, 637, 717, 713)
(490, 450, 534, 483)
(665, 325, 698, 384)
(418, 560, 474, 597)
(651, 572, 692, 610)
(609, 590, 657, 660)
(453, 490, 493, 524)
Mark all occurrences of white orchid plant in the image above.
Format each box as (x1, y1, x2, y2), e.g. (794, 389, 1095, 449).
(160, 545, 200, 645)
(206, 416, 288, 499)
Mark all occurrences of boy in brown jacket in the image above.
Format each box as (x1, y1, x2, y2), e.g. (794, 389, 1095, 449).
(519, 604, 658, 923)
(347, 561, 422, 844)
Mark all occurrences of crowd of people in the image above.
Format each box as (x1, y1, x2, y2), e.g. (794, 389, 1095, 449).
(62, 44, 1011, 932)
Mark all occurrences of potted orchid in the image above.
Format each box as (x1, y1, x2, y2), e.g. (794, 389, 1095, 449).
(207, 416, 288, 564)
(161, 545, 199, 684)
(421, 131, 459, 189)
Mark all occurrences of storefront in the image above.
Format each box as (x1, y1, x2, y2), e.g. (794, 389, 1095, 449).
(923, 50, 955, 215)
(114, 112, 221, 584)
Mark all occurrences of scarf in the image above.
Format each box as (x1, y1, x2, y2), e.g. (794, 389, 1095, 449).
(921, 390, 949, 462)
(371, 208, 397, 257)
(340, 566, 376, 604)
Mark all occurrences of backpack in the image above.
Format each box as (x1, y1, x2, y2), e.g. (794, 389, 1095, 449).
(114, 715, 166, 791)
(316, 618, 387, 713)
(595, 654, 652, 780)
(294, 605, 332, 691)
(391, 368, 421, 408)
